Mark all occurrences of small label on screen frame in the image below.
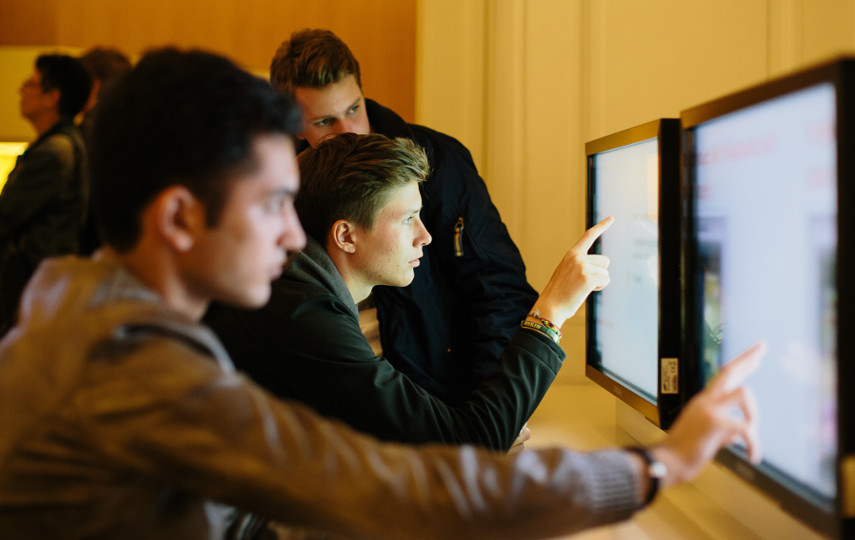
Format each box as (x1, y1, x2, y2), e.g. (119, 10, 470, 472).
(661, 357, 679, 394)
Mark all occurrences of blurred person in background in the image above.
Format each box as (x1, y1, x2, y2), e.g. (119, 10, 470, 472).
(77, 46, 133, 255)
(77, 46, 132, 135)
(0, 53, 91, 335)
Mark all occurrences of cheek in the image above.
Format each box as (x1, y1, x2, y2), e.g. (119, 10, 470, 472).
(306, 126, 332, 148)
(356, 112, 371, 134)
(234, 213, 272, 252)
(391, 231, 413, 258)
(258, 215, 283, 245)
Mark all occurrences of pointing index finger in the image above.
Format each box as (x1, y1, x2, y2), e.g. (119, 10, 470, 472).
(572, 216, 614, 254)
(711, 341, 766, 394)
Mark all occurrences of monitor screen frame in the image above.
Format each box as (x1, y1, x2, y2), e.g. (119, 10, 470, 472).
(584, 118, 685, 429)
(681, 56, 855, 538)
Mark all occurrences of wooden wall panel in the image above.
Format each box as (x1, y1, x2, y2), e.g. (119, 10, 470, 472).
(0, 0, 59, 46)
(0, 0, 415, 121)
(415, 0, 487, 168)
(583, 0, 769, 141)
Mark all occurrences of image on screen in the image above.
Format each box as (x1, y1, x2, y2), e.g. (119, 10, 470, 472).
(591, 137, 660, 402)
(692, 81, 838, 507)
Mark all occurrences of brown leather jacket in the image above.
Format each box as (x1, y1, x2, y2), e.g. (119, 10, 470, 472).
(0, 254, 643, 539)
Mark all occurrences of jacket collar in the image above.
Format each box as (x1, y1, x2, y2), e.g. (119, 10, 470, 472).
(282, 236, 358, 319)
(25, 119, 77, 153)
(364, 98, 413, 140)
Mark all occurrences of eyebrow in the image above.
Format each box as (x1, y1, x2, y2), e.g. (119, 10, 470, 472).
(268, 186, 299, 198)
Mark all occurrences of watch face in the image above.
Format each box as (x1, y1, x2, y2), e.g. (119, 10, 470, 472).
(650, 460, 668, 479)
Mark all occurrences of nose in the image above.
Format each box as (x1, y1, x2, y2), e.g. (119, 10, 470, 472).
(279, 205, 306, 254)
(331, 120, 352, 135)
(417, 219, 432, 247)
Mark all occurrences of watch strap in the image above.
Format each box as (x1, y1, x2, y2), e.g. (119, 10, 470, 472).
(627, 446, 666, 505)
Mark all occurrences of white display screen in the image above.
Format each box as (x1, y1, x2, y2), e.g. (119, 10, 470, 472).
(591, 137, 660, 402)
(693, 82, 837, 503)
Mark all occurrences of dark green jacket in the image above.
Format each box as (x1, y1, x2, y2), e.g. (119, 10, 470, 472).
(205, 237, 564, 451)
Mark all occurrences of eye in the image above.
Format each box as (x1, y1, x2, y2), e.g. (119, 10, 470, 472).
(314, 118, 331, 127)
(264, 194, 289, 213)
(347, 104, 360, 116)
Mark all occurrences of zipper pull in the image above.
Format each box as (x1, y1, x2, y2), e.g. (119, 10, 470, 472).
(453, 217, 465, 257)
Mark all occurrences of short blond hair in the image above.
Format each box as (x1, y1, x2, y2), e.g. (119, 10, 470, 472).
(296, 133, 430, 242)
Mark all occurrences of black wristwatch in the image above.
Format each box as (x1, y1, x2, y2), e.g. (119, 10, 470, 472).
(628, 447, 667, 505)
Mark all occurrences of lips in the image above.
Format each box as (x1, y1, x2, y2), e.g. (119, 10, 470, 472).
(270, 259, 286, 279)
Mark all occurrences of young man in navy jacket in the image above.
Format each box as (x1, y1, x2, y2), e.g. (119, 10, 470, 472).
(270, 29, 537, 404)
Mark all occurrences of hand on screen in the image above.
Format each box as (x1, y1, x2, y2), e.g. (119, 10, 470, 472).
(531, 216, 614, 327)
(652, 341, 765, 488)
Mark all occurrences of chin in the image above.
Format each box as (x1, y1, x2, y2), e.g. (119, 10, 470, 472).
(228, 288, 271, 309)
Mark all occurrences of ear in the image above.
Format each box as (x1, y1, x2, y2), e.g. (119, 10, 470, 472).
(43, 88, 61, 109)
(150, 186, 206, 252)
(84, 79, 101, 111)
(329, 219, 357, 254)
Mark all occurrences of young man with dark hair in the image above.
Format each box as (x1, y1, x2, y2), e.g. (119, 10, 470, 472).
(0, 53, 92, 334)
(0, 46, 765, 540)
(266, 28, 538, 404)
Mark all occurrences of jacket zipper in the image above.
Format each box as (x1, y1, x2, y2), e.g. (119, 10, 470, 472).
(453, 217, 465, 257)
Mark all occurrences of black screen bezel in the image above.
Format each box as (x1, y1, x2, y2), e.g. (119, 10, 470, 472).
(585, 118, 685, 429)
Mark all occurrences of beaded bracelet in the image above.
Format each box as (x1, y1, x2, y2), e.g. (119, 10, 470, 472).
(521, 320, 561, 344)
(526, 309, 563, 341)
